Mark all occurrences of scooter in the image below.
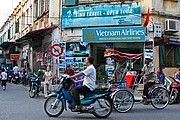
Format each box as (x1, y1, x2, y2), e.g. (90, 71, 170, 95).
(169, 76, 180, 104)
(29, 73, 41, 98)
(7, 73, 13, 83)
(12, 73, 20, 84)
(44, 74, 112, 118)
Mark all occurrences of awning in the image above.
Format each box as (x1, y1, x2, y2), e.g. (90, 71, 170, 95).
(0, 42, 15, 49)
(104, 49, 143, 62)
(16, 25, 58, 42)
(169, 39, 180, 45)
(155, 37, 180, 46)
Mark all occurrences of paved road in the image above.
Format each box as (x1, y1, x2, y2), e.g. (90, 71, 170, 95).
(0, 83, 179, 120)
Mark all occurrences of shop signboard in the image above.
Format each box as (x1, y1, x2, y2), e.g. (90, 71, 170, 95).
(10, 54, 20, 61)
(62, 2, 141, 28)
(82, 26, 146, 43)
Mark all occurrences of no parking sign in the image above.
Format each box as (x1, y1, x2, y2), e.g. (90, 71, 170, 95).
(50, 44, 63, 57)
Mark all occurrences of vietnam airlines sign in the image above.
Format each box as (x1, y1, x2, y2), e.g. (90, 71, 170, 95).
(82, 26, 146, 42)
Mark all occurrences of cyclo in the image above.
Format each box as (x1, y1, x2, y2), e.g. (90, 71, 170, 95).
(104, 50, 169, 113)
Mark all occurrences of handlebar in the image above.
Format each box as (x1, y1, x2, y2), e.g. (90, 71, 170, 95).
(169, 76, 180, 84)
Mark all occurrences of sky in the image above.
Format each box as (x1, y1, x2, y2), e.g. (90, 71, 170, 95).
(0, 0, 21, 28)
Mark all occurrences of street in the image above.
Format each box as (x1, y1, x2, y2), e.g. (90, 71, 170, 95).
(0, 83, 179, 120)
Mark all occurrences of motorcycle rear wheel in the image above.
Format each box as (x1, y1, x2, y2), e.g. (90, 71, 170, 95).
(44, 96, 64, 117)
(93, 97, 112, 118)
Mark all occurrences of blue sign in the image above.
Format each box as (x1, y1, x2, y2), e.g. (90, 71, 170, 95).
(82, 26, 146, 43)
(62, 2, 141, 28)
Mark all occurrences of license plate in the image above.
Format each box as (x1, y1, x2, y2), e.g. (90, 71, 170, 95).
(15, 76, 18, 78)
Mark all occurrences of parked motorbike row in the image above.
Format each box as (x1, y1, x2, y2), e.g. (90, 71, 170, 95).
(7, 72, 27, 84)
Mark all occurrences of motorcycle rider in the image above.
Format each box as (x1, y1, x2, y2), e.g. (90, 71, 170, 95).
(13, 64, 19, 75)
(68, 56, 96, 111)
(174, 68, 180, 83)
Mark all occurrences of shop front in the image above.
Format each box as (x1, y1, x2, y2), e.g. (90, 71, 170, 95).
(82, 26, 146, 82)
(154, 37, 180, 78)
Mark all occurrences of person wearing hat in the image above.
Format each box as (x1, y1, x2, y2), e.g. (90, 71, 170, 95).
(140, 55, 156, 104)
(64, 64, 74, 76)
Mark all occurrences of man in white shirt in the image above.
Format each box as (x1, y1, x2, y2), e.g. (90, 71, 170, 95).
(13, 64, 19, 74)
(69, 56, 96, 111)
(1, 68, 7, 91)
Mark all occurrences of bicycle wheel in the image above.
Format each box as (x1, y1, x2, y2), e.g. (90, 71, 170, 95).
(150, 87, 169, 109)
(112, 89, 134, 113)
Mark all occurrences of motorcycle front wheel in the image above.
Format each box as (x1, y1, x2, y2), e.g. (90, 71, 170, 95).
(169, 91, 178, 104)
(92, 97, 112, 118)
(29, 85, 37, 98)
(44, 96, 64, 117)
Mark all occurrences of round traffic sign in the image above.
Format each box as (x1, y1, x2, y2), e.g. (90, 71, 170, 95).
(50, 44, 63, 57)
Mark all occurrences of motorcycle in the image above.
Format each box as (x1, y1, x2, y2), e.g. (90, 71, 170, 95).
(169, 76, 180, 104)
(12, 73, 20, 84)
(7, 73, 13, 83)
(29, 73, 41, 98)
(44, 74, 112, 118)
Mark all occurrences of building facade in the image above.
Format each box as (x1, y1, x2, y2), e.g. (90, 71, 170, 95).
(61, 0, 180, 80)
(0, 0, 180, 80)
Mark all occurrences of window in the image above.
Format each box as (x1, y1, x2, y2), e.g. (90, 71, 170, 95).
(0, 37, 2, 44)
(159, 45, 180, 67)
(26, 9, 29, 25)
(11, 26, 13, 39)
(165, 45, 175, 67)
(30, 7, 32, 24)
(15, 21, 19, 33)
(8, 28, 11, 39)
(22, 13, 25, 28)
(40, 0, 44, 15)
(35, 1, 38, 18)
(45, 0, 50, 11)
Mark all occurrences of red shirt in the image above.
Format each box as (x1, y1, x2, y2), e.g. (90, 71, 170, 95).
(64, 69, 74, 76)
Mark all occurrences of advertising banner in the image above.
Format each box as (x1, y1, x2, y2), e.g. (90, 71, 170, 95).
(62, 2, 141, 28)
(82, 26, 146, 43)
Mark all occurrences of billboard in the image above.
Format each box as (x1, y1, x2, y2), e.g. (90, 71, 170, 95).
(62, 2, 141, 28)
(82, 26, 146, 43)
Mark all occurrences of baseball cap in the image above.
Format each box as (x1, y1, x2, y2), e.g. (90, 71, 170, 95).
(145, 56, 152, 60)
(67, 64, 70, 67)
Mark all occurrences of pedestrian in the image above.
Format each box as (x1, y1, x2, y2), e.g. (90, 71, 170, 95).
(140, 56, 156, 104)
(64, 64, 74, 76)
(156, 67, 165, 84)
(1, 68, 8, 91)
(43, 67, 54, 98)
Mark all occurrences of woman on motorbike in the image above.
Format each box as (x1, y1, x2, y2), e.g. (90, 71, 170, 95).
(174, 68, 180, 83)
